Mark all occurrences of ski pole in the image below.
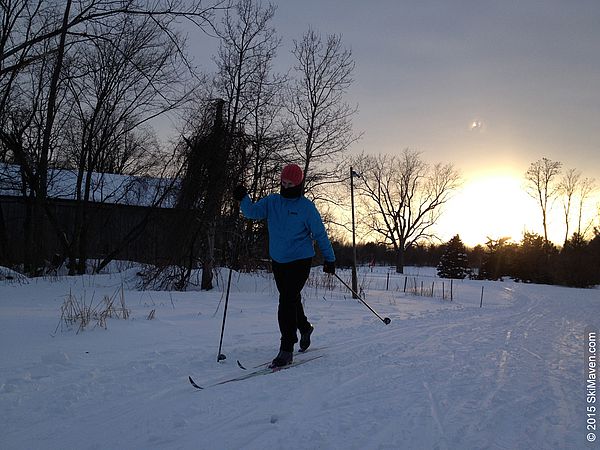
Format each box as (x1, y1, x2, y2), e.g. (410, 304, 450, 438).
(216, 207, 244, 362)
(216, 267, 233, 362)
(334, 273, 391, 325)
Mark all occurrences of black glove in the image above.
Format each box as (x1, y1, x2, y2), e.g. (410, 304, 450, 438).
(323, 260, 335, 275)
(233, 185, 248, 201)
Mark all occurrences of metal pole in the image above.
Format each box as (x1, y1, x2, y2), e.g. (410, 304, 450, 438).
(216, 211, 242, 363)
(334, 273, 391, 325)
(216, 267, 232, 362)
(350, 167, 358, 299)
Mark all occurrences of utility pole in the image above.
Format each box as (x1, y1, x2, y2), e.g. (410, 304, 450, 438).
(350, 167, 359, 299)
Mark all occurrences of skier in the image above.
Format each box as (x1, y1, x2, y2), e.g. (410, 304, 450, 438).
(233, 163, 336, 368)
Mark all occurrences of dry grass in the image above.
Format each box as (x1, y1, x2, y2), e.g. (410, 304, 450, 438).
(55, 285, 130, 334)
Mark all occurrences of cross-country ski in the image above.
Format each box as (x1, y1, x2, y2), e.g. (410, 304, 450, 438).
(189, 355, 324, 390)
(236, 347, 326, 370)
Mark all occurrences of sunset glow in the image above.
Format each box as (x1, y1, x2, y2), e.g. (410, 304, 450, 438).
(436, 171, 557, 247)
(346, 167, 598, 249)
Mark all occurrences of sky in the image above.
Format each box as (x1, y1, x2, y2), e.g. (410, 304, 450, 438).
(181, 0, 600, 246)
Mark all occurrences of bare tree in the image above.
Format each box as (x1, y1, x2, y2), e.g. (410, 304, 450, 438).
(1, 0, 222, 141)
(525, 157, 562, 244)
(0, 0, 223, 74)
(177, 100, 231, 290)
(558, 169, 597, 243)
(212, 0, 287, 193)
(0, 18, 74, 271)
(0, 0, 43, 116)
(0, 0, 224, 275)
(244, 44, 287, 198)
(214, 0, 278, 136)
(287, 28, 360, 198)
(352, 150, 461, 273)
(61, 11, 195, 274)
(179, 0, 283, 289)
(559, 168, 580, 244)
(576, 177, 596, 237)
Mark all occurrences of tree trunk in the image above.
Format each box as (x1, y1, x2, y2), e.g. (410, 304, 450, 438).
(22, 196, 35, 273)
(395, 247, 405, 274)
(35, 0, 72, 275)
(76, 215, 88, 275)
(0, 202, 9, 265)
(201, 225, 215, 290)
(22, 194, 46, 274)
(542, 209, 549, 244)
(201, 106, 228, 290)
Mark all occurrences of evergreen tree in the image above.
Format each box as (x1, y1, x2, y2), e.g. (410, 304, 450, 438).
(513, 232, 555, 284)
(479, 237, 515, 281)
(437, 235, 469, 279)
(557, 232, 599, 287)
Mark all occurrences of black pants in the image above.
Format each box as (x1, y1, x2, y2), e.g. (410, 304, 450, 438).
(272, 257, 312, 352)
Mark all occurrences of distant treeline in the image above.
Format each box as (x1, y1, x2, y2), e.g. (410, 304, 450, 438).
(331, 231, 600, 288)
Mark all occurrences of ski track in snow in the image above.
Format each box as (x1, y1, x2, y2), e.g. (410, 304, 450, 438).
(0, 267, 598, 450)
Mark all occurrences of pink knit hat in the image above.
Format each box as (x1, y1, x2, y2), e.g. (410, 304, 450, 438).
(281, 164, 304, 186)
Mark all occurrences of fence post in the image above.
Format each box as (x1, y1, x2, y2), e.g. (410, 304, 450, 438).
(480, 286, 484, 308)
(386, 272, 390, 291)
(450, 279, 453, 302)
(403, 276, 407, 293)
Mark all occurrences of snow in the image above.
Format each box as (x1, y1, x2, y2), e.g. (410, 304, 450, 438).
(0, 162, 176, 207)
(1, 265, 598, 449)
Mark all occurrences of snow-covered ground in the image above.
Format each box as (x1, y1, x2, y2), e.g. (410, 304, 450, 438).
(1, 265, 598, 450)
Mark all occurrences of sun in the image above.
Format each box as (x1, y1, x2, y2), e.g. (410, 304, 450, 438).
(436, 171, 540, 247)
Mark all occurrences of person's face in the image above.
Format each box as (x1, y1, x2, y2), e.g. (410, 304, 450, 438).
(281, 179, 295, 189)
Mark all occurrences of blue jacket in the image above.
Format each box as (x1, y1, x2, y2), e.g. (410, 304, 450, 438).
(240, 194, 335, 264)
